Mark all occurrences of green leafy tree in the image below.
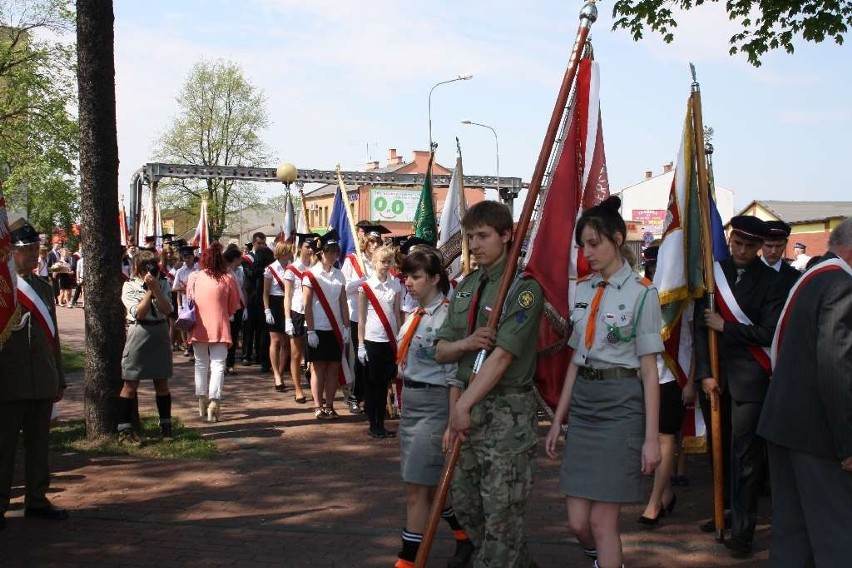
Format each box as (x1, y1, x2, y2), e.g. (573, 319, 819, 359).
(611, 0, 852, 66)
(154, 59, 273, 239)
(0, 0, 79, 232)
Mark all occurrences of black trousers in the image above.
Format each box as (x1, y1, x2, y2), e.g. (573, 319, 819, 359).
(364, 341, 395, 431)
(699, 386, 732, 509)
(0, 400, 53, 513)
(71, 282, 83, 305)
(767, 442, 852, 567)
(242, 306, 270, 368)
(730, 400, 767, 541)
(226, 315, 243, 369)
(350, 321, 366, 402)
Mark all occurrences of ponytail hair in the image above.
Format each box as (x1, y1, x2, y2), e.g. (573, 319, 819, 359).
(574, 196, 627, 249)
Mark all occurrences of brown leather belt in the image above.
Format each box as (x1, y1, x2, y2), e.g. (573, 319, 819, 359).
(577, 366, 638, 381)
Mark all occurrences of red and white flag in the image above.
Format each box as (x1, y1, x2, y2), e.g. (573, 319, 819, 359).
(0, 193, 19, 346)
(192, 200, 210, 253)
(118, 203, 130, 247)
(523, 56, 609, 410)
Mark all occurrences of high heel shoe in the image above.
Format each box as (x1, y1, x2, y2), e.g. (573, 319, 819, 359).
(207, 400, 220, 423)
(197, 396, 208, 418)
(663, 493, 677, 515)
(637, 510, 664, 526)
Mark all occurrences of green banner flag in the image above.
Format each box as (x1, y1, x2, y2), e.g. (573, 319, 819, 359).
(413, 151, 437, 245)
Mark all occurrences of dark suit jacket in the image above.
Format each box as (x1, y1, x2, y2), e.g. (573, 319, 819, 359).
(758, 252, 852, 461)
(695, 256, 785, 402)
(776, 260, 800, 295)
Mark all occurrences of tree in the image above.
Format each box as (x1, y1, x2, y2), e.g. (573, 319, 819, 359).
(76, 0, 124, 438)
(0, 0, 79, 232)
(154, 59, 273, 239)
(611, 0, 852, 66)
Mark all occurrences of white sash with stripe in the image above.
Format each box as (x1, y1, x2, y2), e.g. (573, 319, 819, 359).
(713, 262, 771, 361)
(16, 275, 56, 342)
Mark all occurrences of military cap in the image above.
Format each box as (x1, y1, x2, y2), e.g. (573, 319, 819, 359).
(179, 246, 197, 257)
(729, 215, 768, 242)
(400, 236, 430, 255)
(294, 232, 320, 247)
(318, 229, 340, 248)
(794, 242, 807, 250)
(642, 245, 659, 265)
(361, 224, 391, 239)
(764, 220, 791, 238)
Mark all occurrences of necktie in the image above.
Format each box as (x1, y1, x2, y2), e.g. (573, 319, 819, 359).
(396, 308, 426, 367)
(735, 268, 746, 285)
(584, 281, 608, 350)
(467, 276, 489, 334)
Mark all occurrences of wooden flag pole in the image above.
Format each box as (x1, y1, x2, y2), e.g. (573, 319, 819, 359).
(689, 64, 726, 544)
(456, 137, 471, 275)
(414, 2, 599, 565)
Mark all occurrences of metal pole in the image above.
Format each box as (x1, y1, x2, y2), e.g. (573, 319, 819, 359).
(428, 74, 473, 150)
(461, 120, 501, 206)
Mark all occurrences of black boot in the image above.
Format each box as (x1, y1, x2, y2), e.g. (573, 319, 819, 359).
(447, 539, 475, 568)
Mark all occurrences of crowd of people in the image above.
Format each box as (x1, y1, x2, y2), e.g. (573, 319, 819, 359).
(2, 204, 850, 568)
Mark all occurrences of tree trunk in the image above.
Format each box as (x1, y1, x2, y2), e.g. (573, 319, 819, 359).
(77, 0, 124, 438)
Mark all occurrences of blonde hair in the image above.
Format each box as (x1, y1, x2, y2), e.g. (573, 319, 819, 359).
(274, 241, 295, 260)
(373, 245, 395, 265)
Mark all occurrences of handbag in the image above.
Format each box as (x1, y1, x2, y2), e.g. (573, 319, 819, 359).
(174, 279, 197, 332)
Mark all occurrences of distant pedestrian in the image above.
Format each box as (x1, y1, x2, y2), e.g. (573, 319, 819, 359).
(264, 241, 295, 392)
(758, 218, 852, 567)
(283, 233, 317, 404)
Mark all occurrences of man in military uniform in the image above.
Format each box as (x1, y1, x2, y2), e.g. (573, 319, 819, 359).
(696, 215, 785, 556)
(761, 220, 800, 292)
(0, 215, 69, 530)
(436, 201, 542, 568)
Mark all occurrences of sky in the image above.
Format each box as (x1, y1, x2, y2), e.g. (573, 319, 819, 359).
(111, 0, 852, 211)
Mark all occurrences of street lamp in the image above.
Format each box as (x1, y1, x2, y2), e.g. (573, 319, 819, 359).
(275, 163, 298, 189)
(428, 74, 473, 150)
(461, 119, 500, 202)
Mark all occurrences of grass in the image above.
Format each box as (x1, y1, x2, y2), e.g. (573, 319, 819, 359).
(61, 345, 85, 372)
(50, 416, 219, 460)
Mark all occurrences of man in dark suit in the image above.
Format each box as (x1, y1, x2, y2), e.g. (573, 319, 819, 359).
(0, 216, 69, 530)
(696, 215, 785, 556)
(761, 220, 800, 293)
(757, 218, 852, 567)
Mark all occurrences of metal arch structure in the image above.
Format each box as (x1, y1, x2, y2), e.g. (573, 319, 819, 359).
(128, 162, 527, 242)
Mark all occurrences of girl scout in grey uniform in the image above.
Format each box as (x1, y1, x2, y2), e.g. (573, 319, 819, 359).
(545, 196, 663, 568)
(394, 248, 474, 568)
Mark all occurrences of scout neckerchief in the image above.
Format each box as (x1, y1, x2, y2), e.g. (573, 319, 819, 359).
(15, 274, 57, 347)
(713, 261, 771, 373)
(770, 256, 852, 370)
(266, 261, 287, 295)
(360, 279, 398, 353)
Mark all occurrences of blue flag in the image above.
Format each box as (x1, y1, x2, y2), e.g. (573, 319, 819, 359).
(329, 186, 356, 268)
(707, 164, 729, 262)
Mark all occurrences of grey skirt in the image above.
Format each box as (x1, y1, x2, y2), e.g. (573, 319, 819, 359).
(400, 384, 449, 485)
(559, 375, 645, 503)
(122, 321, 173, 381)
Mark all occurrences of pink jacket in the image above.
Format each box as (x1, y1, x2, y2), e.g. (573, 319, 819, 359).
(187, 271, 241, 346)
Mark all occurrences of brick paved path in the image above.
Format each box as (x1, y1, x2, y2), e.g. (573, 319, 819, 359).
(1, 306, 770, 567)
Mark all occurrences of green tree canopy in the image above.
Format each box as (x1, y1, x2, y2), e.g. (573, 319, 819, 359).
(154, 59, 273, 238)
(0, 0, 79, 233)
(611, 0, 852, 66)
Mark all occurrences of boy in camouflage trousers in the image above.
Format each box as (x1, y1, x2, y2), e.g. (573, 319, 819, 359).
(436, 201, 542, 568)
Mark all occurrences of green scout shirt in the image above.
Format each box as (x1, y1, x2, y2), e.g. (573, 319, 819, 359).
(436, 257, 543, 388)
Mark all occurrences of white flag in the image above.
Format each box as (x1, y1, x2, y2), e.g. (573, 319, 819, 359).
(438, 155, 466, 276)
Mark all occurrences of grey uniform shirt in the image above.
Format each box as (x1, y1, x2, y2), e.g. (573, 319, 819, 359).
(568, 261, 663, 369)
(397, 293, 460, 388)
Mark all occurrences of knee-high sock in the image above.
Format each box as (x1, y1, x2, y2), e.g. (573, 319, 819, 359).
(155, 394, 172, 425)
(442, 506, 470, 541)
(117, 396, 134, 432)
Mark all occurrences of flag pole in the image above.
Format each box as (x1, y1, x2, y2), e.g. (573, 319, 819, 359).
(689, 63, 726, 544)
(335, 164, 364, 270)
(414, 2, 599, 565)
(456, 137, 470, 275)
(298, 182, 312, 232)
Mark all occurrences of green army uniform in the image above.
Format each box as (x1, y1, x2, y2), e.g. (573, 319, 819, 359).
(0, 274, 66, 517)
(437, 257, 543, 568)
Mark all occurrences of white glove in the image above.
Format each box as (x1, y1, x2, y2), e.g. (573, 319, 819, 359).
(307, 331, 319, 348)
(242, 308, 249, 321)
(342, 326, 351, 344)
(264, 309, 275, 325)
(357, 344, 369, 365)
(284, 318, 295, 335)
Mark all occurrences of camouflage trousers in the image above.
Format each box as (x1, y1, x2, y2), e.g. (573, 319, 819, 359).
(451, 391, 538, 568)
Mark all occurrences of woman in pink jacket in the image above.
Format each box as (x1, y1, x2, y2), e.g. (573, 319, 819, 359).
(187, 242, 241, 422)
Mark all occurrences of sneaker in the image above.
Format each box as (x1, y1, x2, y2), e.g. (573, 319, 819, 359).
(117, 429, 142, 447)
(447, 538, 475, 568)
(325, 408, 340, 419)
(314, 407, 327, 420)
(348, 401, 362, 414)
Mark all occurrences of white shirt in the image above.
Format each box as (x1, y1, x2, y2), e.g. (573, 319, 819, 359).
(303, 263, 346, 331)
(174, 263, 199, 304)
(230, 265, 247, 307)
(342, 253, 373, 322)
(791, 253, 811, 272)
(264, 260, 287, 297)
(359, 275, 402, 343)
(283, 258, 310, 314)
(761, 256, 783, 272)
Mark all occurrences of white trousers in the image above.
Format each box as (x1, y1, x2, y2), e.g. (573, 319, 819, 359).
(193, 342, 228, 400)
